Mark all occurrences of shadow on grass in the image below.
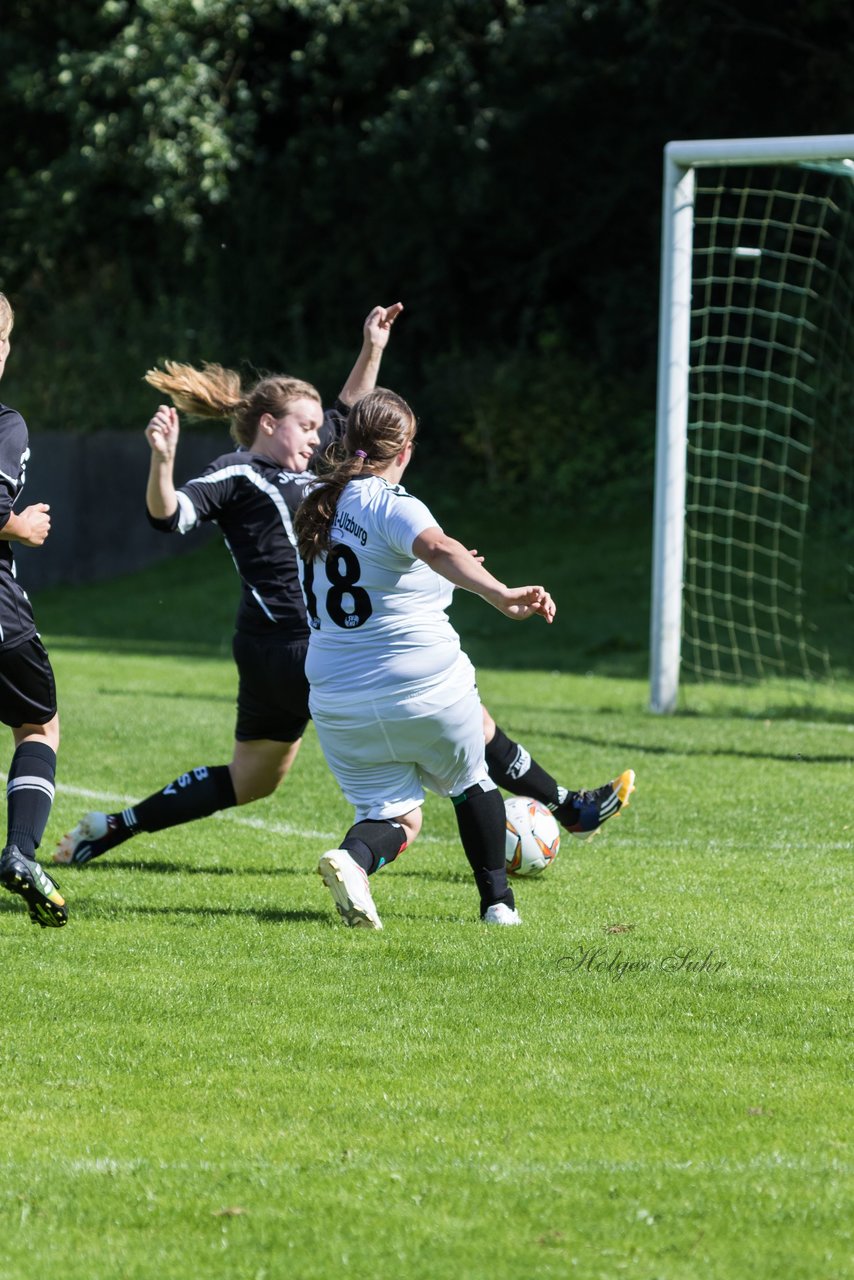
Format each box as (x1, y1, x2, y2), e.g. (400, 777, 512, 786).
(66, 859, 480, 886)
(101, 903, 469, 927)
(539, 726, 854, 766)
(62, 859, 304, 877)
(0, 895, 330, 927)
(110, 903, 330, 924)
(724, 704, 854, 725)
(94, 687, 235, 705)
(7, 895, 465, 927)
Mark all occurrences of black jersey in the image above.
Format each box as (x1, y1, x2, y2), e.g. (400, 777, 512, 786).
(315, 401, 347, 458)
(0, 403, 38, 651)
(149, 450, 315, 638)
(147, 403, 347, 638)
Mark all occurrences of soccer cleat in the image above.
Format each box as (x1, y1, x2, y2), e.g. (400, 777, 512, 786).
(559, 769, 636, 841)
(482, 902, 522, 926)
(317, 850, 383, 930)
(0, 844, 68, 928)
(53, 811, 112, 866)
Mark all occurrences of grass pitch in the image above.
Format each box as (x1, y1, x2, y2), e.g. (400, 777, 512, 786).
(1, 523, 851, 1280)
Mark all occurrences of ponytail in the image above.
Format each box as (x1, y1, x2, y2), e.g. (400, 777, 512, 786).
(295, 387, 416, 562)
(295, 450, 368, 562)
(144, 362, 320, 448)
(145, 361, 242, 419)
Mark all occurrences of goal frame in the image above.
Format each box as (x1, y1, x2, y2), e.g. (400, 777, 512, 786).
(649, 133, 854, 713)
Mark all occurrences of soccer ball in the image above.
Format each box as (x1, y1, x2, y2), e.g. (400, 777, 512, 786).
(504, 796, 560, 877)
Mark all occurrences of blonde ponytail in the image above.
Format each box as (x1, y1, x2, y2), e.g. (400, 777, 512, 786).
(144, 361, 242, 420)
(144, 361, 321, 448)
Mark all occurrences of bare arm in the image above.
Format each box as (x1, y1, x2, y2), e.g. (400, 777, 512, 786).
(412, 526, 555, 623)
(0, 503, 51, 547)
(145, 405, 180, 519)
(338, 302, 404, 406)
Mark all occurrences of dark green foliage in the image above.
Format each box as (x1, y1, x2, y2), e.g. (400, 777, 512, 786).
(2, 0, 853, 486)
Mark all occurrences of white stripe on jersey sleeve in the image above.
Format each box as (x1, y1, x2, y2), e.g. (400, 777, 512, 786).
(184, 463, 299, 546)
(175, 490, 200, 533)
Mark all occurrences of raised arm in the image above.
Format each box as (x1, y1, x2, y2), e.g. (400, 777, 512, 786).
(337, 302, 404, 406)
(412, 526, 556, 623)
(145, 405, 181, 519)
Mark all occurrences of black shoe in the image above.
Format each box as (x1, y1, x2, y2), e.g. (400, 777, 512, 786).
(0, 844, 68, 927)
(556, 769, 636, 841)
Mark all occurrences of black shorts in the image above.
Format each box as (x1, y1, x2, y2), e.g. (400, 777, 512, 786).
(0, 635, 57, 728)
(232, 632, 311, 743)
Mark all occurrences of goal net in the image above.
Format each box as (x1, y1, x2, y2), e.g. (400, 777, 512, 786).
(650, 135, 854, 713)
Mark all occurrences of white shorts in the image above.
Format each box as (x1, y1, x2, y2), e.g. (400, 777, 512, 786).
(310, 676, 494, 822)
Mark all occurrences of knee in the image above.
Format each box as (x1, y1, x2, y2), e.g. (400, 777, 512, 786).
(14, 715, 60, 754)
(231, 768, 279, 806)
(398, 807, 423, 844)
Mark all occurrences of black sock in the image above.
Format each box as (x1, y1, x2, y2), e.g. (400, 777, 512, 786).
(341, 819, 408, 875)
(552, 791, 584, 827)
(450, 782, 515, 916)
(6, 741, 56, 858)
(485, 725, 565, 809)
(112, 765, 237, 840)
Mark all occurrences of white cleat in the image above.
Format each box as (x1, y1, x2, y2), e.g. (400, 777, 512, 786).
(53, 812, 109, 865)
(317, 850, 383, 930)
(482, 902, 522, 926)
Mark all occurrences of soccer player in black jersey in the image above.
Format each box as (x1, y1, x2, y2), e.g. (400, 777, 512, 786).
(0, 294, 68, 926)
(55, 302, 633, 867)
(55, 304, 404, 864)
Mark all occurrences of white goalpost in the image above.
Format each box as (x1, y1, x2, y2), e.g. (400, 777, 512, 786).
(650, 133, 854, 713)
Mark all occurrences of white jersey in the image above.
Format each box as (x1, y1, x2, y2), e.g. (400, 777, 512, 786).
(303, 476, 471, 708)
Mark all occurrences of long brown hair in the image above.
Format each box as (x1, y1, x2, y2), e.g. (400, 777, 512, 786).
(295, 387, 416, 561)
(144, 360, 321, 448)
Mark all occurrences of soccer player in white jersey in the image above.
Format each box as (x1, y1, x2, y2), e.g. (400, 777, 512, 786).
(296, 387, 562, 928)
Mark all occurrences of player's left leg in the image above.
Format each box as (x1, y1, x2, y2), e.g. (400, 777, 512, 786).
(483, 707, 566, 813)
(54, 738, 301, 866)
(56, 632, 311, 866)
(482, 706, 635, 840)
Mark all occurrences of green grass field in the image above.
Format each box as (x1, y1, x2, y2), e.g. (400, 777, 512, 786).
(2, 515, 852, 1280)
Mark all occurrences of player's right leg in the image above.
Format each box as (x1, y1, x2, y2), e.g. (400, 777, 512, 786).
(417, 690, 520, 924)
(450, 780, 521, 925)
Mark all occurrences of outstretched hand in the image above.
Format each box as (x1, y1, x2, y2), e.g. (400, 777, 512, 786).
(145, 405, 179, 460)
(497, 585, 556, 623)
(364, 302, 404, 350)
